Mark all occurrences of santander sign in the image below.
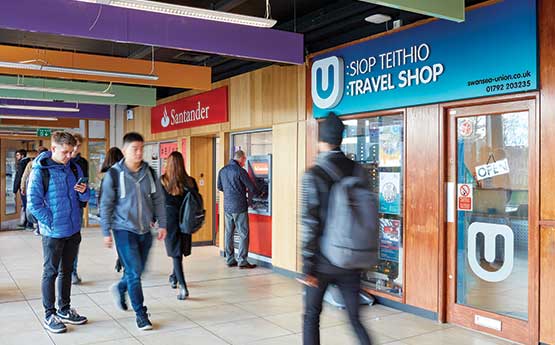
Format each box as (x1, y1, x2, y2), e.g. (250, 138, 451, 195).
(151, 87, 228, 134)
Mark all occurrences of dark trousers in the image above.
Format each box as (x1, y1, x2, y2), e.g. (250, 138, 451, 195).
(21, 193, 32, 227)
(303, 272, 372, 345)
(113, 230, 152, 317)
(42, 232, 81, 318)
(72, 208, 84, 275)
(224, 212, 250, 265)
(170, 257, 187, 288)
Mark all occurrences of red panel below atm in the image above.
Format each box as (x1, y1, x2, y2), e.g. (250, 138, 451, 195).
(248, 214, 272, 258)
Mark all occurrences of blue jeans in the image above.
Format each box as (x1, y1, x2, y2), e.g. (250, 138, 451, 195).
(113, 230, 153, 317)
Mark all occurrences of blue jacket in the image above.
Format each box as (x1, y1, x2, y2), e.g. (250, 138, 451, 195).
(28, 151, 90, 239)
(100, 160, 166, 237)
(217, 159, 259, 214)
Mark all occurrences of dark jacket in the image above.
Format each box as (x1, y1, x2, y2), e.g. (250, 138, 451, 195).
(217, 159, 258, 214)
(100, 160, 166, 236)
(162, 178, 197, 258)
(301, 149, 366, 276)
(27, 151, 90, 238)
(71, 153, 89, 208)
(13, 156, 31, 193)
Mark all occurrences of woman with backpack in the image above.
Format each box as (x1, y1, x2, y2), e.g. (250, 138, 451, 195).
(99, 147, 124, 272)
(160, 151, 197, 300)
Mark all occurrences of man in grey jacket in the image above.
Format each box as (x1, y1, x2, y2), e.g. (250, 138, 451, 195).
(100, 132, 166, 331)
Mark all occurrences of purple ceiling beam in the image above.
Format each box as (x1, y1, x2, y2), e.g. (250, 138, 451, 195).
(0, 0, 304, 65)
(0, 99, 110, 119)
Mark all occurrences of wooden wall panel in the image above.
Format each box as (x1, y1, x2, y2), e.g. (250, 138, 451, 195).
(217, 132, 230, 251)
(541, 226, 555, 344)
(296, 121, 307, 271)
(272, 122, 299, 271)
(540, 0, 555, 220)
(540, 0, 555, 342)
(190, 137, 214, 243)
(405, 105, 440, 312)
(271, 66, 299, 124)
(230, 73, 252, 130)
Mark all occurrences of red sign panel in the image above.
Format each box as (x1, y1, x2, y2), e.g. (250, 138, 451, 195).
(457, 183, 473, 211)
(151, 87, 228, 134)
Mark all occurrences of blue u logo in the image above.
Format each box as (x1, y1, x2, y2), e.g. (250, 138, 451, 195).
(311, 56, 344, 109)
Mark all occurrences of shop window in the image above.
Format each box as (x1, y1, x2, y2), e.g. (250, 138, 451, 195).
(88, 120, 106, 139)
(232, 130, 272, 156)
(342, 115, 404, 297)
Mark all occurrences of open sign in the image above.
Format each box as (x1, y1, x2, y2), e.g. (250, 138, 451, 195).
(475, 159, 510, 181)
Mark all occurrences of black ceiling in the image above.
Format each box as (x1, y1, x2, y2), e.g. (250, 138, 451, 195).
(0, 0, 488, 100)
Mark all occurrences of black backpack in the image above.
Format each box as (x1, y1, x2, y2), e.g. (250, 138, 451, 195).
(26, 163, 79, 224)
(178, 186, 205, 234)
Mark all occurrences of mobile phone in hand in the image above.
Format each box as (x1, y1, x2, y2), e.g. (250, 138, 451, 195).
(76, 177, 89, 185)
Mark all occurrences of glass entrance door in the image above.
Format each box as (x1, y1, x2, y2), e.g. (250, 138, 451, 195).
(446, 99, 538, 344)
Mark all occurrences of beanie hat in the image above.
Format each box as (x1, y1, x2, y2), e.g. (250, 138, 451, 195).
(318, 112, 344, 146)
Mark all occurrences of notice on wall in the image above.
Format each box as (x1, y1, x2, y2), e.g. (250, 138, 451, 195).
(160, 141, 179, 175)
(475, 158, 510, 181)
(379, 125, 402, 167)
(143, 143, 160, 177)
(379, 218, 401, 263)
(457, 183, 473, 211)
(379, 172, 401, 215)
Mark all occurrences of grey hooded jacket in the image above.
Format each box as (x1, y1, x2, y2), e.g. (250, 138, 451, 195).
(100, 159, 166, 237)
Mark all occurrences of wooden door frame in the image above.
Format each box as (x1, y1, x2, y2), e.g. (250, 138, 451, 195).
(440, 93, 539, 345)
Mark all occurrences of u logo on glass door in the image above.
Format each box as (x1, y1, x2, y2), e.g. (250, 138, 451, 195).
(467, 222, 514, 282)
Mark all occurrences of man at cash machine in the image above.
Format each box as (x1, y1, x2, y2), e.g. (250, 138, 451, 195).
(217, 150, 261, 269)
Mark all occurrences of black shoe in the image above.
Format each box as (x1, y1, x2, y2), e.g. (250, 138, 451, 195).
(44, 314, 67, 334)
(239, 262, 257, 269)
(72, 273, 82, 285)
(227, 261, 238, 267)
(169, 275, 177, 289)
(177, 287, 189, 300)
(110, 283, 128, 311)
(115, 260, 122, 273)
(136, 314, 153, 331)
(57, 308, 88, 325)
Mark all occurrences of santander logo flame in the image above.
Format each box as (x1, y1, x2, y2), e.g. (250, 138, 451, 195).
(161, 107, 170, 128)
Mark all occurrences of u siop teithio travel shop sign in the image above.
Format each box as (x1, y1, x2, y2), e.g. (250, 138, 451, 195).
(310, 0, 537, 118)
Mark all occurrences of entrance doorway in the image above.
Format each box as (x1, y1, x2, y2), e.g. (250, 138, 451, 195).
(190, 136, 215, 245)
(0, 139, 43, 230)
(445, 98, 538, 344)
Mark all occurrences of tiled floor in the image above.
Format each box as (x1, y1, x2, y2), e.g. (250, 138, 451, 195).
(0, 228, 518, 345)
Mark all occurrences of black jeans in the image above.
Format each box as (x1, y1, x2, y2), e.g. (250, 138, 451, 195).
(42, 232, 81, 318)
(170, 257, 187, 288)
(303, 272, 372, 345)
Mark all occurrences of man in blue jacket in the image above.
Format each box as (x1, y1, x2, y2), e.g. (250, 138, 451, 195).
(28, 131, 90, 334)
(217, 150, 259, 269)
(100, 132, 167, 331)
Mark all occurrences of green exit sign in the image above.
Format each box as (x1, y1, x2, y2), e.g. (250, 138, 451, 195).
(37, 128, 52, 137)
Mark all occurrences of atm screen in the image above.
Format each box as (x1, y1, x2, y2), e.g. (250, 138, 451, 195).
(251, 162, 269, 177)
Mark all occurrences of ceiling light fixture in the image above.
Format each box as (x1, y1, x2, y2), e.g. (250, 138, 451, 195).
(0, 115, 59, 121)
(365, 14, 392, 24)
(0, 61, 159, 81)
(74, 0, 277, 28)
(0, 104, 80, 112)
(0, 83, 115, 97)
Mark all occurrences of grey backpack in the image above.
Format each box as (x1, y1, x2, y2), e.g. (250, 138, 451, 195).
(318, 161, 379, 270)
